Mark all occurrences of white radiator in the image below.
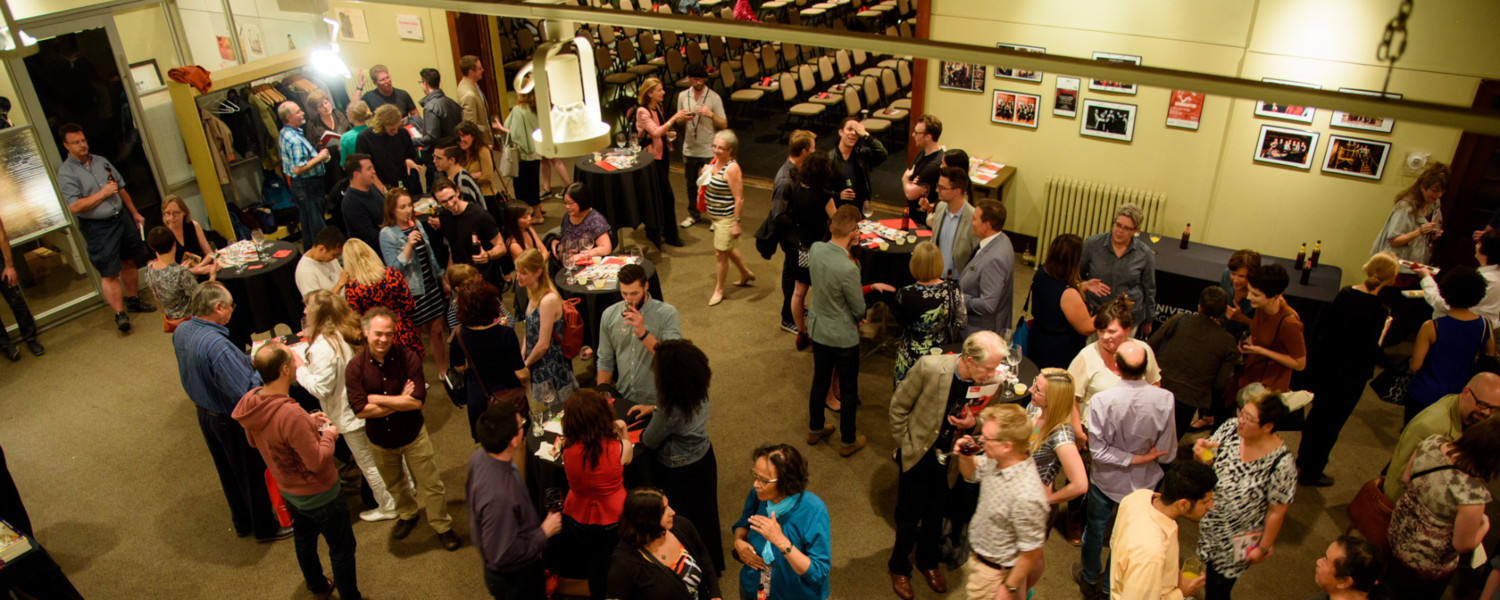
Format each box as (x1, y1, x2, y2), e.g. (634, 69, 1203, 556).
(1037, 176, 1167, 263)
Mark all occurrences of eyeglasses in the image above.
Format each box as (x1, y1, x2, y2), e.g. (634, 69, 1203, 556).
(937, 184, 955, 192)
(751, 472, 778, 486)
(1471, 388, 1500, 415)
(1112, 221, 1138, 233)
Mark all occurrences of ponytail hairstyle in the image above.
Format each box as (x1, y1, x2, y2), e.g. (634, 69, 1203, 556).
(1363, 252, 1399, 290)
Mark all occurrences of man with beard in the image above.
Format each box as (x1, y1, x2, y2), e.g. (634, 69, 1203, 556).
(1382, 372, 1500, 502)
(597, 263, 681, 412)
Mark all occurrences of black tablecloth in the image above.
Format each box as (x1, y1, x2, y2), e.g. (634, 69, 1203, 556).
(573, 151, 665, 235)
(553, 257, 664, 351)
(858, 228, 931, 289)
(218, 240, 304, 349)
(939, 342, 1039, 406)
(1141, 236, 1343, 327)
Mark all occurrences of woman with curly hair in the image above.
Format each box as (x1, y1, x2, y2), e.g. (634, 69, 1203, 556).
(1373, 161, 1450, 344)
(559, 389, 633, 600)
(639, 339, 724, 573)
(449, 279, 527, 441)
(355, 103, 422, 192)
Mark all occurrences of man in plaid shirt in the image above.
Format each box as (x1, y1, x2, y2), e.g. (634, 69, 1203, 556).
(278, 101, 332, 248)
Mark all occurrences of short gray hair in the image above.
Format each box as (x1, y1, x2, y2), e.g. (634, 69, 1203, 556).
(714, 129, 739, 156)
(189, 282, 232, 317)
(961, 330, 1005, 364)
(1115, 203, 1144, 231)
(276, 101, 297, 123)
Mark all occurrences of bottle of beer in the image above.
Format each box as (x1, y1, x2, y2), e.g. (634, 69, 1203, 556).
(1310, 240, 1322, 268)
(1300, 259, 1313, 285)
(1180, 223, 1190, 249)
(106, 167, 116, 185)
(1294, 243, 1306, 270)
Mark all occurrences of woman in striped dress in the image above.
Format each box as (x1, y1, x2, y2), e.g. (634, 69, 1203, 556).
(701, 130, 755, 306)
(378, 188, 448, 373)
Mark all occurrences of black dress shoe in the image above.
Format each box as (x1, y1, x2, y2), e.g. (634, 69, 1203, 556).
(1300, 474, 1336, 487)
(115, 311, 132, 332)
(438, 530, 461, 551)
(391, 516, 419, 540)
(1, 345, 18, 362)
(257, 526, 294, 542)
(25, 341, 44, 356)
(661, 237, 685, 247)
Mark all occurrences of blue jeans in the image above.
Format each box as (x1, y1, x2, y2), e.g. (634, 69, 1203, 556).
(1080, 483, 1119, 588)
(290, 493, 361, 600)
(289, 176, 326, 249)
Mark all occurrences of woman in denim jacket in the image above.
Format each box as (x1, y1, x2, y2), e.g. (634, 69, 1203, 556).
(379, 188, 449, 376)
(639, 339, 724, 574)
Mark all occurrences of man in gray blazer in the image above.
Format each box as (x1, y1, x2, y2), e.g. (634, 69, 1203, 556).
(887, 331, 1005, 598)
(807, 205, 884, 457)
(455, 55, 493, 147)
(959, 200, 1014, 338)
(922, 166, 978, 279)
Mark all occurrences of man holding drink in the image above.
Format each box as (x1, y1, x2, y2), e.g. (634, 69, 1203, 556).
(598, 264, 682, 416)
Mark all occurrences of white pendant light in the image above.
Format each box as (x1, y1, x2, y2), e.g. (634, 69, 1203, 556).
(311, 16, 350, 78)
(513, 34, 610, 158)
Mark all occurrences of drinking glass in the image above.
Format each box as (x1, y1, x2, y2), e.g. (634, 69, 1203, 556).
(250, 229, 265, 256)
(862, 200, 874, 219)
(630, 246, 644, 262)
(628, 132, 641, 153)
(535, 381, 556, 436)
(616, 132, 627, 149)
(1182, 557, 1203, 580)
(1005, 344, 1022, 379)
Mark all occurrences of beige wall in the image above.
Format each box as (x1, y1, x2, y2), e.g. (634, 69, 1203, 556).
(0, 63, 24, 127)
(114, 4, 181, 70)
(926, 0, 1493, 285)
(322, 2, 456, 106)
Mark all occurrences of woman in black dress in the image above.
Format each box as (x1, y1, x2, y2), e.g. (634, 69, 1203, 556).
(782, 151, 836, 351)
(607, 488, 722, 600)
(891, 241, 965, 388)
(449, 279, 528, 443)
(1294, 251, 1397, 487)
(161, 196, 211, 266)
(1028, 234, 1094, 369)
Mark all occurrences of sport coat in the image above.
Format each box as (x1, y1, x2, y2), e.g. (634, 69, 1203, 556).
(807, 241, 865, 348)
(926, 200, 978, 276)
(890, 355, 961, 471)
(457, 78, 494, 147)
(959, 233, 1015, 337)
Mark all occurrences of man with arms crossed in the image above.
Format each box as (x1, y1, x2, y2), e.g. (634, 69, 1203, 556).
(901, 114, 944, 227)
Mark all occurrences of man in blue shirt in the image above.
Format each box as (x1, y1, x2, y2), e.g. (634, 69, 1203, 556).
(56, 123, 156, 333)
(172, 281, 291, 543)
(278, 101, 332, 249)
(922, 166, 977, 280)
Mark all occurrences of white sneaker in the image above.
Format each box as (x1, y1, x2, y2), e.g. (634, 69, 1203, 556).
(680, 216, 697, 228)
(359, 508, 399, 522)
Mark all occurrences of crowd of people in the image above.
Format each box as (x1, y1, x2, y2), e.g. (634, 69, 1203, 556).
(0, 35, 1464, 599)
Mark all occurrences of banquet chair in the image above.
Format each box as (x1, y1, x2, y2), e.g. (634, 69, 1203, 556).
(782, 73, 825, 138)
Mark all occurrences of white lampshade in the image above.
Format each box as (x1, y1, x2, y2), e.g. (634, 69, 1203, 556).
(516, 35, 610, 157)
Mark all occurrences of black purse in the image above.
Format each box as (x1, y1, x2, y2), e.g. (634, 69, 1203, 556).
(1369, 366, 1412, 406)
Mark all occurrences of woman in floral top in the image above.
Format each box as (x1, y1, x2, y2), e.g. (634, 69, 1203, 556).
(142, 226, 217, 325)
(892, 242, 965, 388)
(342, 239, 423, 357)
(1190, 392, 1298, 600)
(1384, 417, 1500, 600)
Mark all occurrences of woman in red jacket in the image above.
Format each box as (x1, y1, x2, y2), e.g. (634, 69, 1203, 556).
(559, 389, 634, 600)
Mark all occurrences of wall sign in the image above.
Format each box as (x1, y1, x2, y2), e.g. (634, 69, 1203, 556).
(395, 14, 423, 40)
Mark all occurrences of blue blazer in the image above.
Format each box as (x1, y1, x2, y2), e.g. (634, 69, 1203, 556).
(959, 234, 1015, 337)
(379, 224, 445, 297)
(732, 490, 832, 600)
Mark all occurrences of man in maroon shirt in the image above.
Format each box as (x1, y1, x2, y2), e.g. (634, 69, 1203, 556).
(346, 307, 458, 551)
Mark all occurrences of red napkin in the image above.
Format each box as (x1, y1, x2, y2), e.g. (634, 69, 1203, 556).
(628, 430, 642, 444)
(594, 160, 617, 171)
(272, 250, 292, 258)
(877, 219, 906, 229)
(915, 229, 933, 237)
(865, 241, 881, 249)
(248, 265, 264, 270)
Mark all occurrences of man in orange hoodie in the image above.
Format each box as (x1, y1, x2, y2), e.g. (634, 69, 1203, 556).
(235, 341, 364, 600)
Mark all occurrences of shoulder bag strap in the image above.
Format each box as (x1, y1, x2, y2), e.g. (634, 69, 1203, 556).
(455, 327, 491, 393)
(1412, 464, 1458, 480)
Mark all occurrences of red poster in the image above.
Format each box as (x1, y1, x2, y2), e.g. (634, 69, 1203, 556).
(1166, 90, 1204, 130)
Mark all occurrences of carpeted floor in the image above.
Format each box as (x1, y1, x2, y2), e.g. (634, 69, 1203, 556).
(0, 169, 1446, 600)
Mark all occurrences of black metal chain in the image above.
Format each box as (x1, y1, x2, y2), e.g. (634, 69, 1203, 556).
(1376, 0, 1413, 94)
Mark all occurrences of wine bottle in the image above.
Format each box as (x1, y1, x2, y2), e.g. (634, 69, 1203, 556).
(1294, 243, 1306, 270)
(1310, 240, 1322, 268)
(1299, 259, 1313, 285)
(1180, 223, 1190, 249)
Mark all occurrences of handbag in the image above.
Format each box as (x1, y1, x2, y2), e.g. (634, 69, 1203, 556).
(696, 161, 715, 215)
(455, 327, 529, 415)
(163, 314, 191, 333)
(498, 132, 521, 178)
(1369, 366, 1413, 405)
(1346, 465, 1457, 552)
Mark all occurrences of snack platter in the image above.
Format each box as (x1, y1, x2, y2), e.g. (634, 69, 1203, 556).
(858, 220, 919, 250)
(216, 240, 262, 267)
(569, 255, 642, 289)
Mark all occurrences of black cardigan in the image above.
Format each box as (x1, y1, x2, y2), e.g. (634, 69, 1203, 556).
(606, 517, 722, 600)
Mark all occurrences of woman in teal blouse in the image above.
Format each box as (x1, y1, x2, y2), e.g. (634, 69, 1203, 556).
(731, 444, 831, 600)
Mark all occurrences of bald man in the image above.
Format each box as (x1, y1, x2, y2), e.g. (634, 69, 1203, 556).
(277, 101, 331, 248)
(1382, 372, 1500, 502)
(1076, 342, 1179, 598)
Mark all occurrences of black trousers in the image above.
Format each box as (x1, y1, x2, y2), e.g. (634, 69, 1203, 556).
(0, 279, 38, 347)
(649, 157, 681, 245)
(1205, 561, 1239, 600)
(780, 249, 797, 326)
(564, 516, 619, 600)
(1297, 375, 1369, 479)
(889, 447, 949, 574)
(196, 406, 280, 539)
(485, 558, 546, 600)
(810, 341, 860, 445)
(1174, 401, 1201, 443)
(291, 495, 361, 600)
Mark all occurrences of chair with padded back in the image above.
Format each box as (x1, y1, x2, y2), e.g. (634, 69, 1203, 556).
(601, 43, 641, 102)
(846, 86, 889, 137)
(686, 40, 706, 68)
(665, 45, 690, 93)
(622, 38, 659, 77)
(504, 28, 537, 78)
(726, 67, 764, 126)
(783, 72, 825, 138)
(708, 36, 730, 71)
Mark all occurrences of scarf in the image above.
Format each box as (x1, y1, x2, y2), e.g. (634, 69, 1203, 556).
(759, 493, 801, 564)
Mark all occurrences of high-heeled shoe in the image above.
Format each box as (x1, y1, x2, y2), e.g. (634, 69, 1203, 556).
(708, 294, 724, 306)
(734, 273, 757, 287)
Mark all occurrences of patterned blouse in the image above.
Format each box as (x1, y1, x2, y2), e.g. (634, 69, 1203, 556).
(891, 281, 966, 388)
(1371, 196, 1442, 273)
(345, 267, 424, 357)
(1026, 404, 1076, 488)
(1195, 418, 1298, 578)
(560, 210, 611, 252)
(1390, 435, 1492, 578)
(142, 263, 198, 319)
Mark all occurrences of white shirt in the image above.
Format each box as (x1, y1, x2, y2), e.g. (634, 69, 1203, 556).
(977, 231, 1001, 251)
(295, 255, 343, 298)
(1067, 340, 1163, 415)
(295, 335, 365, 433)
(1421, 264, 1500, 322)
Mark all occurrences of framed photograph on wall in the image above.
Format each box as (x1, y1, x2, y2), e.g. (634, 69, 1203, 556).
(1080, 99, 1137, 142)
(994, 44, 1044, 83)
(992, 90, 1041, 128)
(1322, 134, 1391, 180)
(1255, 78, 1320, 124)
(1089, 52, 1140, 94)
(939, 61, 986, 93)
(1330, 88, 1400, 134)
(1166, 90, 1204, 130)
(128, 60, 163, 93)
(1054, 76, 1080, 117)
(334, 7, 370, 43)
(1254, 124, 1320, 170)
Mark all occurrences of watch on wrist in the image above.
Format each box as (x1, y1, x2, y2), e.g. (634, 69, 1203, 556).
(1004, 584, 1019, 594)
(780, 544, 793, 555)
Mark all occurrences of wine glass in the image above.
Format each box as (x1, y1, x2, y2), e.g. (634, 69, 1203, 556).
(1005, 344, 1023, 381)
(534, 381, 555, 437)
(628, 132, 641, 153)
(250, 228, 265, 257)
(630, 246, 643, 262)
(862, 201, 874, 220)
(615, 132, 627, 150)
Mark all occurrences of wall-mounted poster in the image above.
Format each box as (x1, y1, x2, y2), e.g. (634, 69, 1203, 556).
(334, 7, 370, 44)
(1089, 52, 1140, 94)
(237, 23, 265, 61)
(1054, 77, 1080, 117)
(215, 36, 235, 60)
(1166, 90, 1204, 130)
(395, 14, 424, 40)
(1254, 124, 1320, 170)
(1080, 99, 1137, 142)
(994, 44, 1044, 83)
(129, 60, 163, 93)
(1256, 78, 1320, 124)
(992, 90, 1041, 128)
(1322, 134, 1391, 180)
(939, 62, 986, 93)
(1330, 88, 1400, 134)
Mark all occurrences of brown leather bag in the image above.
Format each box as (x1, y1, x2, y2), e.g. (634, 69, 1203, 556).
(455, 327, 529, 415)
(1346, 477, 1396, 551)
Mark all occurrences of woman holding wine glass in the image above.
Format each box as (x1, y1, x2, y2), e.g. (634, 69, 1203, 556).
(632, 78, 686, 248)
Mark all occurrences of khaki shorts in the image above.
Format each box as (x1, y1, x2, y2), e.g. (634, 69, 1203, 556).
(710, 215, 738, 252)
